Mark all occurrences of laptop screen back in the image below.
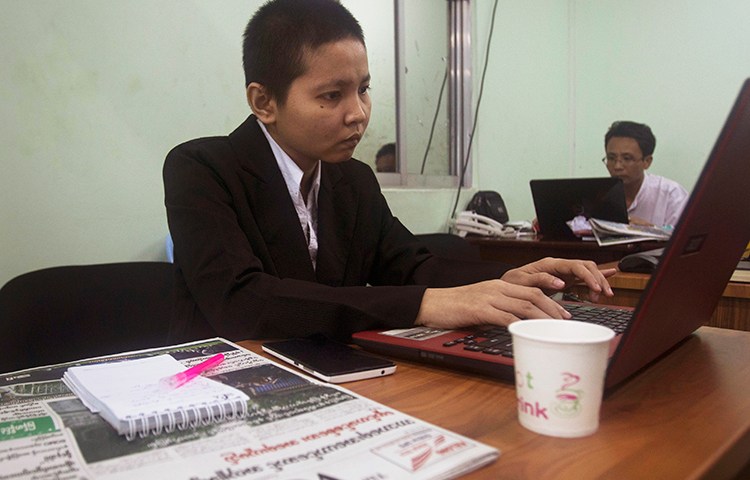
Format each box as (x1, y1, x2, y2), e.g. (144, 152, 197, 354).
(605, 79, 750, 389)
(530, 177, 628, 240)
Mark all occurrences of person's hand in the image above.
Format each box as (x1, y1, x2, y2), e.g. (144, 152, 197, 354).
(500, 257, 616, 303)
(415, 279, 572, 330)
(628, 215, 653, 226)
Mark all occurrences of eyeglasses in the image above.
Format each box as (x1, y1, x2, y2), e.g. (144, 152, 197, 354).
(602, 155, 643, 165)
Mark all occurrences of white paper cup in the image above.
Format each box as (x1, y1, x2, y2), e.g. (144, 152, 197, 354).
(508, 319, 615, 438)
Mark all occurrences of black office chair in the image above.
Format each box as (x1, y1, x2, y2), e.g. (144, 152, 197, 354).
(0, 262, 174, 373)
(415, 233, 482, 261)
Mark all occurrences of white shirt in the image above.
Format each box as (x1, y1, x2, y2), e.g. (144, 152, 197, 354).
(630, 173, 689, 227)
(257, 120, 321, 269)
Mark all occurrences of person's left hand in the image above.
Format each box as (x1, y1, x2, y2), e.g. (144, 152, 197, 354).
(628, 215, 653, 227)
(500, 257, 616, 303)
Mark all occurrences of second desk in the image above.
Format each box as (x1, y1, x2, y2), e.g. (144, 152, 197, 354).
(466, 236, 664, 266)
(570, 262, 750, 331)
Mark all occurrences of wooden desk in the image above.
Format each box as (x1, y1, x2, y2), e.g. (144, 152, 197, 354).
(467, 236, 665, 266)
(241, 327, 750, 479)
(570, 263, 750, 331)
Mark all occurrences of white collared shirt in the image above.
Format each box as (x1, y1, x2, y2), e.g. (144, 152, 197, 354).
(630, 173, 689, 228)
(257, 120, 320, 269)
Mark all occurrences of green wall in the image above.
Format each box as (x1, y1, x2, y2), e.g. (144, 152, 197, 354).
(473, 0, 750, 222)
(3, 0, 750, 286)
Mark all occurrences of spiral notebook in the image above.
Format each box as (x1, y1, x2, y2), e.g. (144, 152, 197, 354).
(63, 354, 249, 440)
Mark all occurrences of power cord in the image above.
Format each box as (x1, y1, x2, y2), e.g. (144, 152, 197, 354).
(420, 66, 449, 174)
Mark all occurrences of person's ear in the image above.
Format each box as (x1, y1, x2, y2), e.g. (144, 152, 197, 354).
(246, 82, 276, 124)
(643, 155, 653, 170)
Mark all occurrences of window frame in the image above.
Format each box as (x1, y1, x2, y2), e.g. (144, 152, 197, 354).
(378, 0, 473, 188)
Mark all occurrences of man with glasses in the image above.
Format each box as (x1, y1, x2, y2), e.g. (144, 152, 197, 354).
(603, 121, 688, 227)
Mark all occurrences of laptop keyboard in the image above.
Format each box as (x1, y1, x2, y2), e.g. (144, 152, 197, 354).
(442, 304, 632, 358)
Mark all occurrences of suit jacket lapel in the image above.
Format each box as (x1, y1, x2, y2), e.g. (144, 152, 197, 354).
(316, 164, 355, 286)
(229, 117, 316, 281)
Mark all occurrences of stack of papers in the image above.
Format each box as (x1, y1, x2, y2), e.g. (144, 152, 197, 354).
(589, 218, 672, 246)
(3, 338, 499, 479)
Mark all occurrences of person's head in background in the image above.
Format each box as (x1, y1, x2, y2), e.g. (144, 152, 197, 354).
(375, 142, 396, 172)
(242, 0, 371, 173)
(603, 121, 655, 197)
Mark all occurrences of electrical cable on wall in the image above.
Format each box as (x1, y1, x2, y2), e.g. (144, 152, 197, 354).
(420, 65, 449, 175)
(450, 0, 500, 220)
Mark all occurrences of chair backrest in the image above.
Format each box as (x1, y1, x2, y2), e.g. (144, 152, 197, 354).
(415, 233, 482, 261)
(0, 262, 174, 373)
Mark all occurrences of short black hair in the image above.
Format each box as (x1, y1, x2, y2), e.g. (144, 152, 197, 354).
(242, 0, 365, 104)
(604, 121, 656, 157)
(376, 142, 396, 158)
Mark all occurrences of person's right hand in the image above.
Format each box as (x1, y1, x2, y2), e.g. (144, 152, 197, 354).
(414, 279, 571, 330)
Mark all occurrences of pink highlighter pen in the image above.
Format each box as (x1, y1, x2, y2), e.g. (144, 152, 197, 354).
(161, 353, 225, 389)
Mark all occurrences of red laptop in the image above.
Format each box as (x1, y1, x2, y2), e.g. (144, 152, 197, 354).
(354, 78, 750, 392)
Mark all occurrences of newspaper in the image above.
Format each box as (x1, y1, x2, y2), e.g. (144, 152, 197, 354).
(589, 218, 672, 246)
(0, 338, 498, 479)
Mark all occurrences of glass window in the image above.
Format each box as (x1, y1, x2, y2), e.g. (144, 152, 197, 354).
(343, 0, 472, 187)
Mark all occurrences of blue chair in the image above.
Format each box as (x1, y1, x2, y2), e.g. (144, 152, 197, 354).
(166, 233, 174, 263)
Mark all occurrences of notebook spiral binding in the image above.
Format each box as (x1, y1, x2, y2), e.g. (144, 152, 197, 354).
(124, 397, 249, 441)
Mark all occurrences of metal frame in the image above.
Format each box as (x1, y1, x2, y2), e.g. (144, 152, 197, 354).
(390, 0, 472, 187)
(448, 0, 473, 186)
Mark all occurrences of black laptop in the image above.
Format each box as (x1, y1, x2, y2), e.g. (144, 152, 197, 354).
(530, 177, 628, 240)
(353, 78, 750, 392)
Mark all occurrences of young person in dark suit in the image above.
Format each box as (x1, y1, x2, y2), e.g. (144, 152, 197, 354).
(163, 0, 615, 344)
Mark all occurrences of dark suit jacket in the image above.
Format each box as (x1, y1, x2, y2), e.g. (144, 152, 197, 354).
(163, 116, 509, 343)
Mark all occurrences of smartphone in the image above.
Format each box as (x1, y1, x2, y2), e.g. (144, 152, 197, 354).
(261, 337, 396, 383)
